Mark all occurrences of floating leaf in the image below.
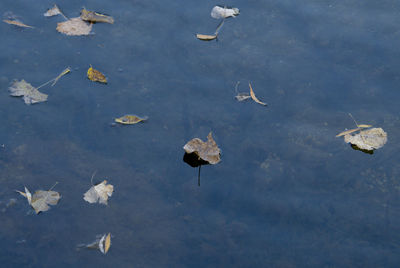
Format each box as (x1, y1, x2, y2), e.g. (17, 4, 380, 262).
(56, 17, 92, 36)
(335, 127, 362, 137)
(196, 34, 217, 41)
(31, 190, 61, 214)
(84, 180, 114, 205)
(183, 132, 221, 165)
(3, 19, 34, 28)
(9, 80, 48, 105)
(211, 6, 240, 19)
(80, 233, 111, 254)
(357, 124, 372, 128)
(115, 115, 148, 125)
(16, 184, 60, 214)
(87, 65, 107, 83)
(81, 9, 114, 24)
(44, 5, 61, 17)
(344, 127, 387, 151)
(99, 233, 111, 254)
(249, 82, 267, 106)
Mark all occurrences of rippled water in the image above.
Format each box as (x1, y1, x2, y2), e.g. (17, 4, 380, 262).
(1, 0, 400, 267)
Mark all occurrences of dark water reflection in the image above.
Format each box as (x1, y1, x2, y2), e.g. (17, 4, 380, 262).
(1, 0, 400, 267)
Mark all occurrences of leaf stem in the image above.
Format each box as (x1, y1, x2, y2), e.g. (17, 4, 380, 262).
(48, 181, 59, 191)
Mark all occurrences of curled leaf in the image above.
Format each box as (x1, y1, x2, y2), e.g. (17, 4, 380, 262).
(357, 124, 372, 128)
(211, 6, 240, 19)
(99, 233, 111, 254)
(83, 180, 114, 205)
(196, 34, 217, 41)
(81, 233, 111, 254)
(183, 132, 221, 164)
(344, 127, 387, 151)
(9, 80, 48, 105)
(115, 115, 148, 125)
(81, 9, 114, 24)
(3, 19, 34, 28)
(87, 65, 107, 83)
(249, 82, 267, 106)
(56, 17, 92, 36)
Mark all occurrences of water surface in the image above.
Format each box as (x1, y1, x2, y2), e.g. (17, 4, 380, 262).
(1, 0, 400, 267)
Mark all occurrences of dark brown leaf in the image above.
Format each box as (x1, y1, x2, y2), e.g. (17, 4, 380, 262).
(183, 132, 221, 164)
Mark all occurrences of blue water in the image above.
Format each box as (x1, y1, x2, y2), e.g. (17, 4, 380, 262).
(1, 0, 400, 267)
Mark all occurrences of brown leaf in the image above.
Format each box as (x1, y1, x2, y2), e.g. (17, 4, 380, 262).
(249, 82, 267, 106)
(183, 132, 221, 164)
(196, 34, 217, 41)
(56, 17, 92, 36)
(115, 115, 148, 125)
(344, 127, 387, 151)
(3, 19, 34, 28)
(81, 9, 114, 24)
(87, 65, 107, 83)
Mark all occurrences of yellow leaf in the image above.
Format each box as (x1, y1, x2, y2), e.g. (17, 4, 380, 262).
(104, 233, 111, 254)
(196, 34, 217, 41)
(335, 127, 361, 137)
(87, 65, 107, 84)
(249, 82, 267, 106)
(3, 19, 34, 28)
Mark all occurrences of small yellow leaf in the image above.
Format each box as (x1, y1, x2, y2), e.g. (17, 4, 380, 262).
(87, 65, 107, 84)
(335, 127, 361, 137)
(104, 233, 111, 254)
(3, 19, 34, 28)
(249, 82, 267, 106)
(196, 34, 217, 41)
